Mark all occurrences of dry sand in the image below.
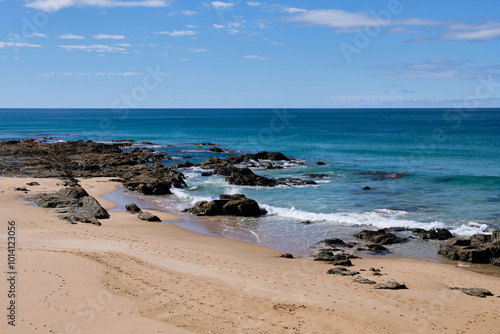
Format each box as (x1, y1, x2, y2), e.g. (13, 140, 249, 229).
(0, 176, 499, 334)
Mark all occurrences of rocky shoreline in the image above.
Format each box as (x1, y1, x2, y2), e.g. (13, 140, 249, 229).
(2, 138, 499, 268)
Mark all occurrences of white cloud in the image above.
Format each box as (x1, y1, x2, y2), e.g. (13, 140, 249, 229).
(244, 55, 269, 60)
(58, 44, 127, 53)
(283, 7, 307, 14)
(211, 1, 233, 9)
(190, 48, 207, 52)
(0, 42, 42, 48)
(25, 0, 169, 12)
(441, 22, 500, 41)
(179, 58, 191, 61)
(181, 10, 197, 16)
(60, 33, 85, 39)
(287, 9, 382, 30)
(213, 24, 225, 29)
(93, 34, 125, 39)
(154, 30, 197, 36)
(186, 25, 198, 28)
(114, 43, 132, 47)
(247, 1, 264, 6)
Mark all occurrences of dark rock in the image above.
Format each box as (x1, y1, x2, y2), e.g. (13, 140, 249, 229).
(170, 161, 194, 169)
(209, 147, 225, 153)
(353, 277, 377, 285)
(438, 231, 500, 264)
(137, 211, 161, 222)
(412, 228, 453, 240)
(316, 162, 326, 165)
(276, 177, 317, 186)
(326, 267, 359, 276)
(80, 196, 110, 219)
(329, 259, 353, 267)
(26, 182, 40, 186)
(302, 220, 313, 224)
(125, 203, 141, 212)
(450, 287, 493, 298)
(15, 187, 28, 191)
(491, 258, 500, 266)
(280, 253, 294, 259)
(182, 156, 192, 159)
(374, 281, 407, 290)
(355, 229, 406, 245)
(313, 251, 337, 261)
(201, 172, 215, 177)
(321, 238, 353, 248)
(363, 186, 372, 190)
(186, 194, 264, 217)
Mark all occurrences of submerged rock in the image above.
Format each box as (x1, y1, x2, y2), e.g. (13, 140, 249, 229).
(356, 171, 408, 180)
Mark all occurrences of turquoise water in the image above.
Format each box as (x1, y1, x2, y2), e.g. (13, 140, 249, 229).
(1, 108, 499, 256)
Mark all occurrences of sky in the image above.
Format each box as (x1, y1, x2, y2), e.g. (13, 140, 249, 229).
(0, 0, 499, 108)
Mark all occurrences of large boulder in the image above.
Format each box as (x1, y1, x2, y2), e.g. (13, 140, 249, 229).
(355, 229, 407, 245)
(438, 232, 500, 264)
(186, 194, 264, 217)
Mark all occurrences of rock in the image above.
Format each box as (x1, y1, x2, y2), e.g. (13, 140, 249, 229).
(137, 211, 161, 222)
(125, 203, 141, 212)
(438, 232, 500, 264)
(182, 156, 192, 159)
(374, 281, 407, 290)
(355, 229, 406, 245)
(326, 267, 359, 276)
(170, 161, 194, 169)
(186, 194, 264, 217)
(491, 258, 500, 266)
(329, 259, 353, 267)
(316, 162, 326, 165)
(301, 220, 313, 224)
(353, 277, 377, 285)
(26, 182, 40, 186)
(412, 228, 453, 240)
(313, 251, 337, 261)
(450, 287, 493, 298)
(321, 238, 353, 248)
(209, 146, 225, 153)
(29, 185, 109, 224)
(15, 187, 28, 191)
(276, 177, 317, 186)
(80, 196, 110, 219)
(363, 186, 372, 190)
(280, 253, 294, 259)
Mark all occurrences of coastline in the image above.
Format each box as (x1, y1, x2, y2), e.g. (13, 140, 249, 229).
(1, 176, 499, 333)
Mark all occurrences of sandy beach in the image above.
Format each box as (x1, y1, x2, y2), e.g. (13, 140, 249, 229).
(1, 176, 499, 334)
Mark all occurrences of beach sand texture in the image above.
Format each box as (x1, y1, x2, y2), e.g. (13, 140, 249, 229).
(0, 177, 499, 333)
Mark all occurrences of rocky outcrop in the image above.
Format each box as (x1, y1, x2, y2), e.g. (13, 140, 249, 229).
(326, 267, 359, 276)
(30, 185, 109, 225)
(170, 161, 194, 169)
(0, 140, 186, 196)
(412, 228, 453, 240)
(355, 229, 407, 245)
(438, 231, 500, 264)
(186, 194, 265, 217)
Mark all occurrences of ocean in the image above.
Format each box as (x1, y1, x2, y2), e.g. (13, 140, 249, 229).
(2, 108, 499, 259)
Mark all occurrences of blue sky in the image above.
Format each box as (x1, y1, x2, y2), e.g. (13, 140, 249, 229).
(1, 0, 499, 108)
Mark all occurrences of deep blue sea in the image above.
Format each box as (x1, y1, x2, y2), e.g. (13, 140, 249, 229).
(2, 108, 499, 258)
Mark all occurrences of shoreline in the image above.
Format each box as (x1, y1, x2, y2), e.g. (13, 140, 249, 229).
(1, 176, 499, 333)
